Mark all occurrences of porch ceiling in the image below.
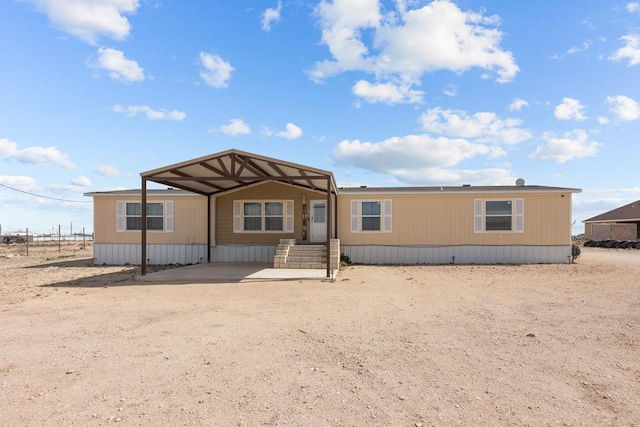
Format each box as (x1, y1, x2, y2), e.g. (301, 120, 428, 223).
(140, 149, 338, 196)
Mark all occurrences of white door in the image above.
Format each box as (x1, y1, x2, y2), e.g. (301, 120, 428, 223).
(310, 200, 327, 242)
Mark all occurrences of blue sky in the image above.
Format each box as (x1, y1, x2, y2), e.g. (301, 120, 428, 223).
(1, 0, 639, 236)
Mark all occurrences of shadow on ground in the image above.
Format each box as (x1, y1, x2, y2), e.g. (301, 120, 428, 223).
(33, 261, 331, 288)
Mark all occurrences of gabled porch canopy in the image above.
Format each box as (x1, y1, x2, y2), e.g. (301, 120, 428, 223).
(139, 149, 339, 276)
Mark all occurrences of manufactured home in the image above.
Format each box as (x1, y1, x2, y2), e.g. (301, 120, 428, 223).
(85, 149, 581, 275)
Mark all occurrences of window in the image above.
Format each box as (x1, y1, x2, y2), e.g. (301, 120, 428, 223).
(474, 199, 524, 233)
(350, 200, 392, 233)
(233, 200, 293, 233)
(361, 201, 381, 231)
(117, 201, 173, 232)
(243, 202, 262, 231)
(265, 202, 284, 231)
(485, 201, 512, 231)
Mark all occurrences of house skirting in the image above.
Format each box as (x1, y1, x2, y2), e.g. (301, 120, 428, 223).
(341, 245, 573, 265)
(210, 245, 277, 263)
(94, 243, 207, 265)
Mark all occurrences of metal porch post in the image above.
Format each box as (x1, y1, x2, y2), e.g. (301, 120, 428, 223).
(207, 194, 211, 263)
(326, 177, 331, 278)
(141, 177, 147, 276)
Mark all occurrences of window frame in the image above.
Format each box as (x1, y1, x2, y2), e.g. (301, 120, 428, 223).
(361, 201, 382, 231)
(474, 198, 524, 233)
(233, 200, 294, 233)
(117, 201, 174, 233)
(350, 199, 392, 233)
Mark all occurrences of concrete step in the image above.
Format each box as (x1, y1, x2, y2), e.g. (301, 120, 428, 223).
(288, 246, 326, 252)
(287, 256, 327, 263)
(281, 262, 327, 269)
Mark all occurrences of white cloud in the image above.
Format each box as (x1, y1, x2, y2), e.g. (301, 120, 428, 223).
(49, 176, 92, 192)
(23, 0, 139, 44)
(554, 97, 587, 121)
(606, 95, 640, 120)
(199, 52, 234, 88)
(597, 116, 610, 124)
(0, 175, 39, 192)
(262, 2, 282, 32)
(509, 98, 529, 111)
(270, 123, 303, 140)
(311, 0, 518, 90)
(352, 80, 424, 104)
(333, 135, 516, 185)
(529, 130, 600, 163)
(312, 0, 381, 80)
(220, 119, 251, 136)
(609, 35, 640, 66)
(89, 47, 144, 83)
(627, 3, 640, 13)
(392, 166, 515, 186)
(95, 164, 122, 177)
(113, 105, 186, 121)
(72, 176, 92, 187)
(334, 134, 486, 170)
(442, 84, 457, 97)
(0, 138, 76, 169)
(419, 107, 532, 145)
(567, 41, 592, 55)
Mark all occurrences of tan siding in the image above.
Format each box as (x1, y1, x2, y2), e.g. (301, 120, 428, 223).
(93, 195, 208, 244)
(338, 192, 573, 246)
(215, 182, 334, 245)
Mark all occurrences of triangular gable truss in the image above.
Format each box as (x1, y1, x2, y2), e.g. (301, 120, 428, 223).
(141, 149, 337, 196)
(139, 149, 338, 277)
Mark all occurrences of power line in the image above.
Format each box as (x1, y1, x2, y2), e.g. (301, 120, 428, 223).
(0, 182, 91, 203)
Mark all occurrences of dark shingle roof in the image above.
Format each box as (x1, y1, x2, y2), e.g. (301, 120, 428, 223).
(87, 184, 581, 197)
(84, 189, 196, 197)
(338, 185, 580, 194)
(583, 200, 640, 223)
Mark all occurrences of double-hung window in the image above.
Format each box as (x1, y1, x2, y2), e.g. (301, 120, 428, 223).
(350, 200, 392, 233)
(234, 200, 294, 233)
(361, 201, 381, 231)
(117, 201, 174, 232)
(474, 199, 524, 233)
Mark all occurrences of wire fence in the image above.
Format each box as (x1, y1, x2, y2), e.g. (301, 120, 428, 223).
(2, 224, 94, 254)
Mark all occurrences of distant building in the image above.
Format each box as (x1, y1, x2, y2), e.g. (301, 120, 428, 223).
(583, 200, 640, 241)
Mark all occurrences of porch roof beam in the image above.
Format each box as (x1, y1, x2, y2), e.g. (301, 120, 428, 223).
(199, 161, 245, 185)
(150, 180, 210, 196)
(298, 169, 317, 190)
(169, 170, 227, 191)
(268, 162, 294, 185)
(148, 175, 330, 181)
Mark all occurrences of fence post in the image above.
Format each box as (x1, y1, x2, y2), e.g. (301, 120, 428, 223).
(26, 227, 29, 256)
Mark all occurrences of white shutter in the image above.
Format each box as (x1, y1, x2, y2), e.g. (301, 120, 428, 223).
(514, 198, 524, 233)
(164, 201, 174, 233)
(117, 201, 125, 232)
(350, 200, 360, 233)
(382, 199, 392, 233)
(285, 200, 294, 233)
(474, 199, 483, 233)
(233, 201, 242, 233)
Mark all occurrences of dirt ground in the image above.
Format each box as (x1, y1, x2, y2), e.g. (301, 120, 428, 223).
(1, 242, 639, 427)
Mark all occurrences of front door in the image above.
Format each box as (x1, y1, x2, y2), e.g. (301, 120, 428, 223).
(310, 200, 327, 243)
